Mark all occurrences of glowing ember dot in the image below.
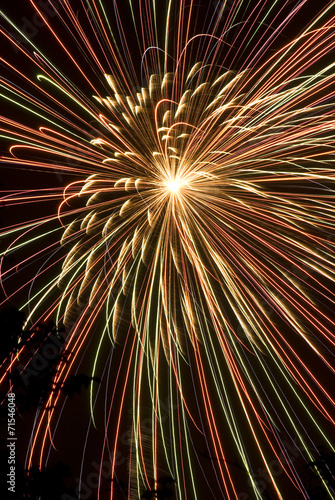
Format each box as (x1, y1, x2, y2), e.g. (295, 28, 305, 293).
(167, 179, 181, 193)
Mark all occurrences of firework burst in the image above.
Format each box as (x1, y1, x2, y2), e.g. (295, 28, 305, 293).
(1, 1, 335, 499)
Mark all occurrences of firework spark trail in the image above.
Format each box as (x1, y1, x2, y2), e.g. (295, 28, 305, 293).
(1, 1, 335, 499)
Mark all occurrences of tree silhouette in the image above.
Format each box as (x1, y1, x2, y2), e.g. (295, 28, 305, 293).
(141, 476, 175, 499)
(0, 307, 26, 362)
(61, 374, 101, 399)
(2, 315, 66, 415)
(23, 462, 75, 500)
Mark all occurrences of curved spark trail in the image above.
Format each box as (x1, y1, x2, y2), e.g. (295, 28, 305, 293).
(1, 1, 335, 499)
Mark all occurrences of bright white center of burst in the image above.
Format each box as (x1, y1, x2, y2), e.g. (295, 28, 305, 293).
(167, 179, 181, 193)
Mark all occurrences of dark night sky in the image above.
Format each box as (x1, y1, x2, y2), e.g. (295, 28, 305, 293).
(1, 2, 335, 500)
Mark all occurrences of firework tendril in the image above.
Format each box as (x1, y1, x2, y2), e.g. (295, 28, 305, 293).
(1, 1, 335, 499)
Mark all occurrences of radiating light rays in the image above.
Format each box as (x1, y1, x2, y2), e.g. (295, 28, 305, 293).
(1, 1, 335, 499)
(166, 179, 182, 193)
